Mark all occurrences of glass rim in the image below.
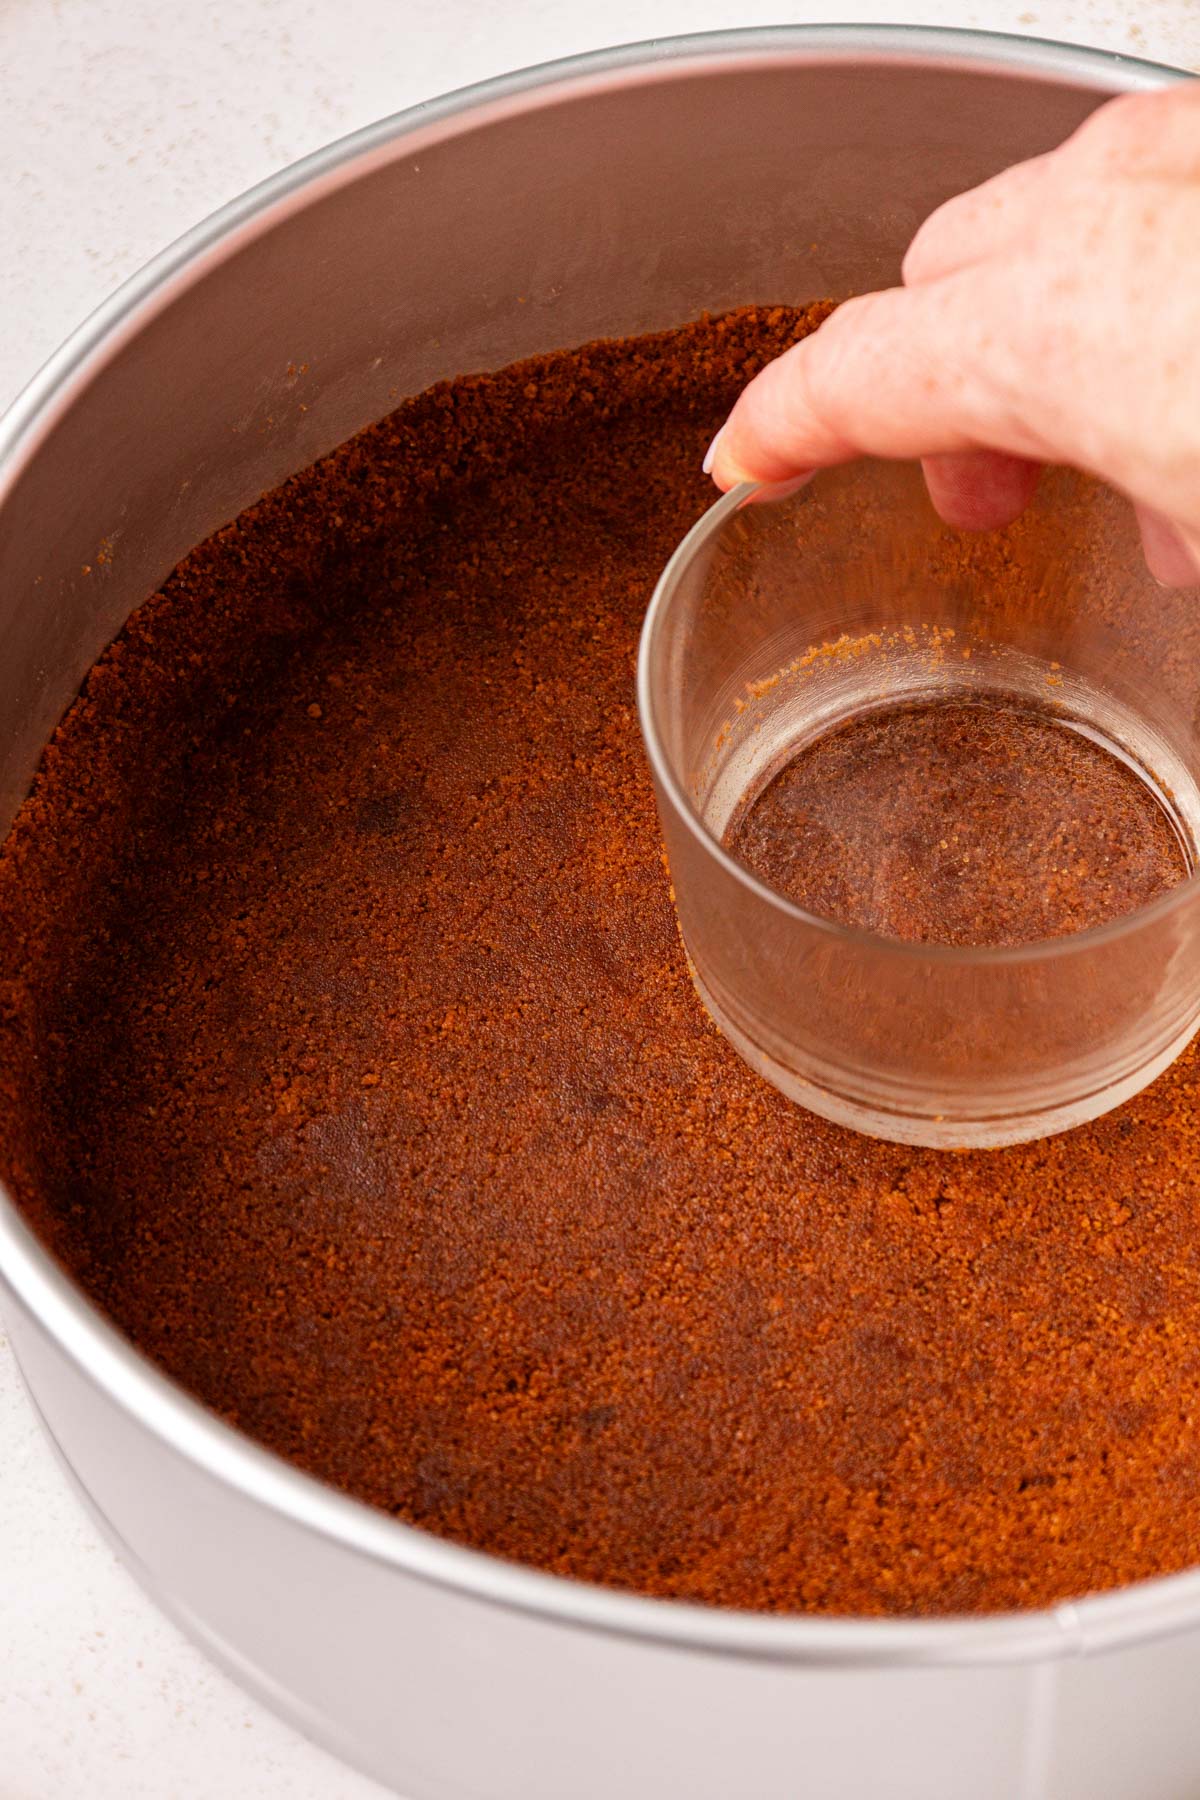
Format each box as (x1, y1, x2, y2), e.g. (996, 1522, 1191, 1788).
(637, 473, 1200, 970)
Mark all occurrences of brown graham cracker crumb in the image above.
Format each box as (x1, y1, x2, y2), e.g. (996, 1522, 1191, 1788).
(2, 304, 1200, 1618)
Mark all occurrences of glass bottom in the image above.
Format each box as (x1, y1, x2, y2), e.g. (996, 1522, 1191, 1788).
(723, 694, 1191, 951)
(702, 631, 1200, 848)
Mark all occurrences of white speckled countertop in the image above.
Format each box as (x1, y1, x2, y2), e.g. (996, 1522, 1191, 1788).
(2, 2, 1198, 1794)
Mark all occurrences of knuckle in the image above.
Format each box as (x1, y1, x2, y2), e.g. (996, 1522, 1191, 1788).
(795, 293, 901, 447)
(799, 299, 870, 412)
(1067, 90, 1168, 170)
(902, 212, 943, 284)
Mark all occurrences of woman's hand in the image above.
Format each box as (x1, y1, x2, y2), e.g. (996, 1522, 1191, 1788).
(706, 83, 1200, 584)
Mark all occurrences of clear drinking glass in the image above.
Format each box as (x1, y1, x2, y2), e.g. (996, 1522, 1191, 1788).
(637, 459, 1200, 1148)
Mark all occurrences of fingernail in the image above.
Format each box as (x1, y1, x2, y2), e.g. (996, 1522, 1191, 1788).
(1135, 506, 1200, 588)
(702, 427, 724, 476)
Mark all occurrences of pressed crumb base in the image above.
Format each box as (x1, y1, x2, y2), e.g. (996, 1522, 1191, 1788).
(726, 697, 1189, 948)
(4, 308, 1200, 1618)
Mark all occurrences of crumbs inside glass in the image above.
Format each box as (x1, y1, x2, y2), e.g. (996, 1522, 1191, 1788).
(723, 694, 1191, 948)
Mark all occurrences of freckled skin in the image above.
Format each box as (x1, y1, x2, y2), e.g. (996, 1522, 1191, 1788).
(4, 310, 1200, 1619)
(710, 85, 1200, 587)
